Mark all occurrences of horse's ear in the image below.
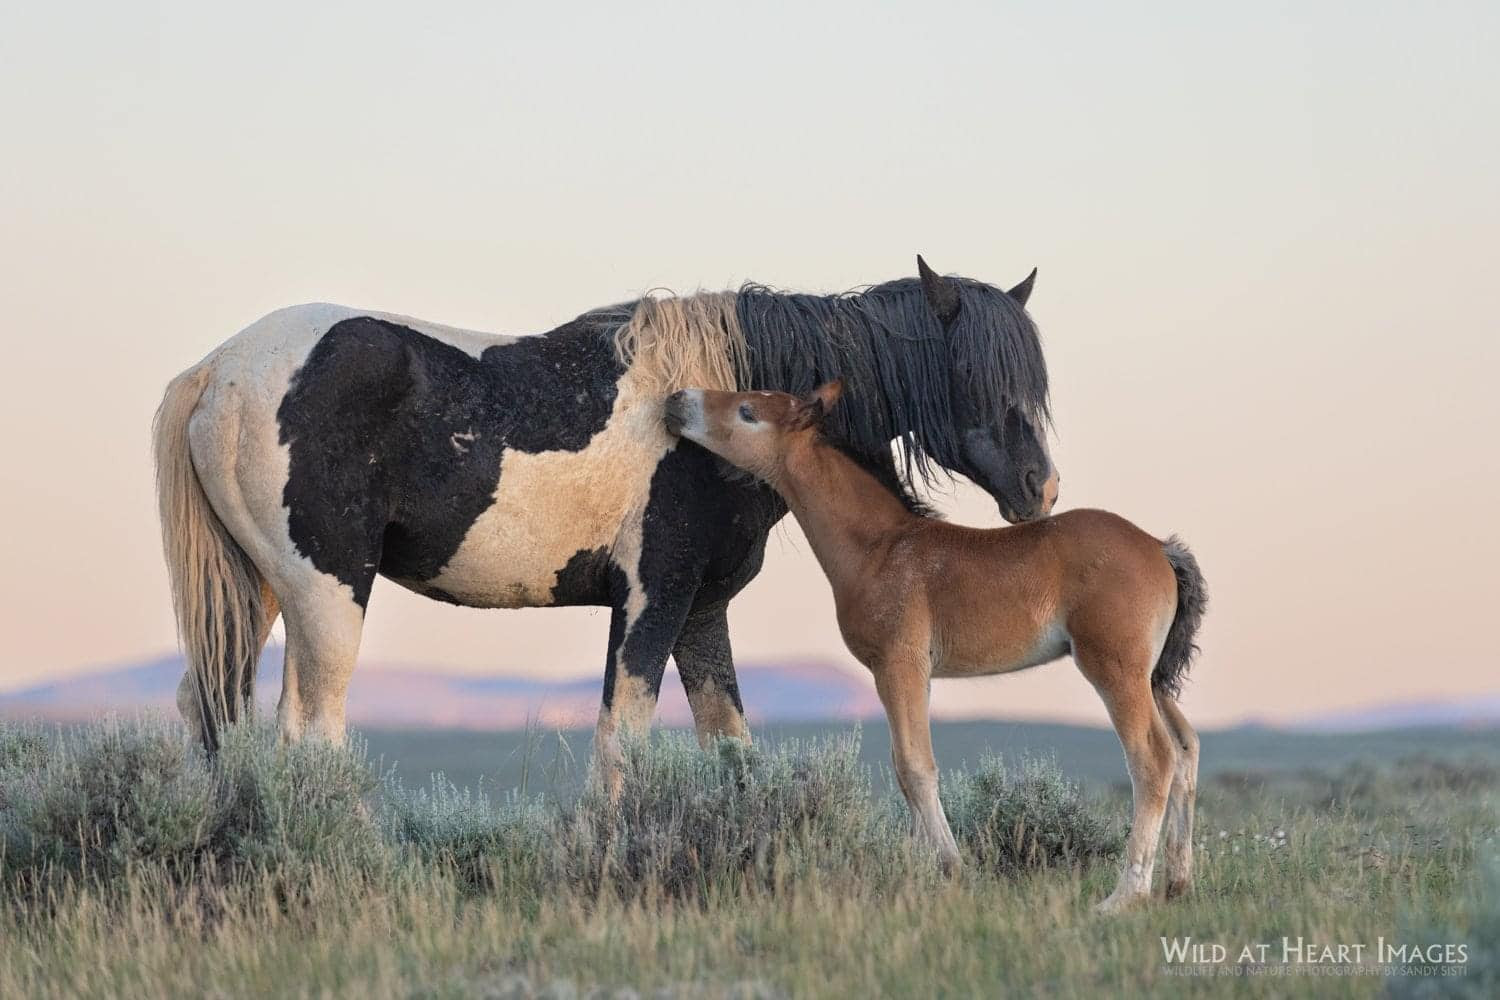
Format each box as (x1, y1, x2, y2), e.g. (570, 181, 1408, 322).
(917, 255, 961, 327)
(1007, 267, 1038, 308)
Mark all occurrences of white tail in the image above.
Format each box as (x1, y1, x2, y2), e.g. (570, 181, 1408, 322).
(153, 365, 264, 751)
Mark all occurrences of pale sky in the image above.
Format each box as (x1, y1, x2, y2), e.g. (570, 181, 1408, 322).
(1, 2, 1496, 727)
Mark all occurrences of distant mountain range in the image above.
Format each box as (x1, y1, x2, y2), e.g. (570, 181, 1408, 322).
(2, 652, 1496, 732)
(0, 649, 883, 730)
(1279, 696, 1500, 733)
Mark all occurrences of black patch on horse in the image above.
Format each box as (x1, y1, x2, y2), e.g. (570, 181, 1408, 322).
(276, 315, 622, 606)
(549, 546, 616, 607)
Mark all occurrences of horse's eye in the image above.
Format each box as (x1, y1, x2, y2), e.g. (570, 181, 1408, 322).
(738, 403, 756, 423)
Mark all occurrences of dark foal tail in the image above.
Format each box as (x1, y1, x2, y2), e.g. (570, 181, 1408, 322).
(1152, 536, 1208, 698)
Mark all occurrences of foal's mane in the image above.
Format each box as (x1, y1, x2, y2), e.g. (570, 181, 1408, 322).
(609, 275, 1050, 487)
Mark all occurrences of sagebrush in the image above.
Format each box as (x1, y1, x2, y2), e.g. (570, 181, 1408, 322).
(0, 717, 1113, 905)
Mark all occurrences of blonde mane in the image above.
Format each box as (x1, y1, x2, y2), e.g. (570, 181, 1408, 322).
(612, 291, 748, 395)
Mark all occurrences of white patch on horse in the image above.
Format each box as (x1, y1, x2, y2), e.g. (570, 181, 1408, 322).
(451, 430, 478, 455)
(423, 367, 674, 608)
(1019, 620, 1072, 670)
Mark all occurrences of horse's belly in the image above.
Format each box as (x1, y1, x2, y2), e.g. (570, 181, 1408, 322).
(396, 418, 662, 609)
(934, 621, 1072, 679)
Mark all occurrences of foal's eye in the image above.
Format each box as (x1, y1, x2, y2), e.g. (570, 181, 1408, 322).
(738, 404, 756, 423)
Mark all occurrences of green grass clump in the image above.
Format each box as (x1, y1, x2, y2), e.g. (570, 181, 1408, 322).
(0, 717, 48, 774)
(212, 723, 389, 885)
(1, 716, 226, 886)
(560, 731, 897, 900)
(943, 753, 1125, 872)
(0, 717, 389, 896)
(384, 776, 553, 897)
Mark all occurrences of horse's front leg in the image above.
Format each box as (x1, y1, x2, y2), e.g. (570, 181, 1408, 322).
(591, 568, 699, 801)
(673, 602, 750, 747)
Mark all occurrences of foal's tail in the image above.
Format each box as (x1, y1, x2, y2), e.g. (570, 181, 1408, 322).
(1151, 536, 1208, 698)
(153, 364, 264, 753)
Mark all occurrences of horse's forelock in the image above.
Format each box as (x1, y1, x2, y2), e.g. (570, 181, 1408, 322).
(736, 276, 1051, 486)
(945, 278, 1052, 429)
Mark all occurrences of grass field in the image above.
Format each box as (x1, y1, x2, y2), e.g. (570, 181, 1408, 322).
(2, 716, 1496, 998)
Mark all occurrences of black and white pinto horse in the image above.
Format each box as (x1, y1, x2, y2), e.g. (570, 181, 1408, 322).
(153, 257, 1056, 766)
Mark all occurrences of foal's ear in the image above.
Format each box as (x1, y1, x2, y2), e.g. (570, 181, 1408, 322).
(792, 379, 844, 429)
(917, 255, 961, 327)
(810, 378, 844, 413)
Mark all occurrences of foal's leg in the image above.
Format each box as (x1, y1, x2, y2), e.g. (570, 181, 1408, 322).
(673, 603, 751, 746)
(874, 655, 961, 874)
(1075, 641, 1178, 913)
(1156, 692, 1200, 900)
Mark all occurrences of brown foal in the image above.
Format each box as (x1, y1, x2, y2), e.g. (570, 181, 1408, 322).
(664, 381, 1208, 913)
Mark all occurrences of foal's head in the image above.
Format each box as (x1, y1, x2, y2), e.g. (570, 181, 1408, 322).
(664, 383, 847, 485)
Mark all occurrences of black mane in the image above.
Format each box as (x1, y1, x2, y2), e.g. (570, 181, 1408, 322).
(734, 276, 1050, 487)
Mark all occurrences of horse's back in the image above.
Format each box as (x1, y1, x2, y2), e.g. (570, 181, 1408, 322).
(209, 303, 517, 381)
(182, 302, 684, 612)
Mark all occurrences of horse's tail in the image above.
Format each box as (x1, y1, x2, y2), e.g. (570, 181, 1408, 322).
(1151, 536, 1208, 698)
(153, 364, 264, 753)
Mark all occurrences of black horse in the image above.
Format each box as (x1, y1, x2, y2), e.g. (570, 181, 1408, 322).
(152, 256, 1055, 763)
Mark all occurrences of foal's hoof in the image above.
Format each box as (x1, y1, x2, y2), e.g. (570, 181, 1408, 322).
(1093, 891, 1148, 916)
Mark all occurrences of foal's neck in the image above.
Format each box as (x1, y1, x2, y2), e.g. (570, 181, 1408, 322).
(778, 438, 923, 590)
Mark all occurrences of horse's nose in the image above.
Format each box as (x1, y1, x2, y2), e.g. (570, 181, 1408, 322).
(1023, 467, 1043, 504)
(1019, 464, 1057, 519)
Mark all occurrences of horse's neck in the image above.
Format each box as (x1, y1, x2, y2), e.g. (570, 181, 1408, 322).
(778, 439, 919, 592)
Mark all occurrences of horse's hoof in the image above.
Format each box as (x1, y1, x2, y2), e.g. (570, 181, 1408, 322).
(1164, 878, 1192, 901)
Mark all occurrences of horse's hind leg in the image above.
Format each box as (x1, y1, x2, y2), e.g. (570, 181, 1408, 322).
(175, 581, 281, 741)
(1075, 639, 1178, 914)
(1156, 692, 1200, 900)
(275, 570, 370, 745)
(673, 603, 751, 746)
